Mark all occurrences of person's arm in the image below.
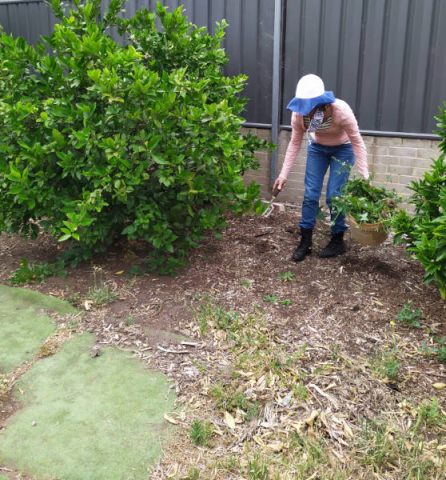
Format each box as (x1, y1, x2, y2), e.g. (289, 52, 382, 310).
(342, 108, 369, 179)
(273, 113, 305, 191)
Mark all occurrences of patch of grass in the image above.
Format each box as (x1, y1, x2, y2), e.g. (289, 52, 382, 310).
(10, 258, 67, 285)
(414, 398, 446, 431)
(281, 299, 291, 306)
(263, 294, 279, 303)
(247, 453, 269, 480)
(67, 319, 79, 331)
(124, 316, 135, 326)
(277, 271, 295, 282)
(355, 417, 398, 470)
(86, 272, 117, 307)
(354, 416, 443, 478)
(182, 467, 200, 479)
(369, 345, 402, 381)
(331, 344, 340, 361)
(209, 385, 260, 423)
(189, 420, 213, 447)
(396, 301, 422, 328)
(293, 382, 309, 401)
(67, 292, 80, 305)
(417, 337, 446, 363)
(240, 279, 251, 287)
(195, 300, 240, 338)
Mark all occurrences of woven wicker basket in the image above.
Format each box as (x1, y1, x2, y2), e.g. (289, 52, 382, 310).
(348, 215, 388, 247)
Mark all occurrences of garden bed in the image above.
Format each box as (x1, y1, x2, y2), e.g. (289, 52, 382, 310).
(1, 208, 445, 479)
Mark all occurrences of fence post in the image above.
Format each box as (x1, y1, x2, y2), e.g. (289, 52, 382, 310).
(270, 0, 284, 189)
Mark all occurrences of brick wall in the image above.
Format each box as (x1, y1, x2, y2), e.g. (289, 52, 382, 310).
(242, 128, 440, 210)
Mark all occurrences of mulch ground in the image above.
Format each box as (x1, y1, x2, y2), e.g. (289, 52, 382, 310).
(1, 208, 445, 479)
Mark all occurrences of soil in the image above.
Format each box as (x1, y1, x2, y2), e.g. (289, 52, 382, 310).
(1, 208, 445, 478)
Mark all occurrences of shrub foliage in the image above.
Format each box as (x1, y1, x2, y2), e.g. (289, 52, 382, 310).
(0, 0, 268, 272)
(392, 103, 446, 298)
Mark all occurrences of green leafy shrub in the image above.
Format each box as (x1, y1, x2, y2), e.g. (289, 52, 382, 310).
(391, 103, 446, 298)
(0, 0, 268, 273)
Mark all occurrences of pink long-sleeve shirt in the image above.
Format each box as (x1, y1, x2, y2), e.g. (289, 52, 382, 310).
(279, 99, 369, 179)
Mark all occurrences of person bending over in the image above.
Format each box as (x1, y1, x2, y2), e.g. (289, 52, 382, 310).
(273, 74, 369, 261)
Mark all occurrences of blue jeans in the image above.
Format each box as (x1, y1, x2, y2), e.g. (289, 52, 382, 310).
(299, 138, 355, 234)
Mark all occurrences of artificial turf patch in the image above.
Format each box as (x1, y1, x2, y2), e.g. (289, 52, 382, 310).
(0, 285, 76, 374)
(0, 332, 176, 479)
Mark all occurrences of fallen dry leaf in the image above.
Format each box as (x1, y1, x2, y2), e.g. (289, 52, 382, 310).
(433, 383, 446, 390)
(343, 421, 354, 440)
(266, 441, 284, 452)
(305, 410, 319, 428)
(166, 463, 178, 478)
(163, 413, 179, 425)
(224, 411, 236, 430)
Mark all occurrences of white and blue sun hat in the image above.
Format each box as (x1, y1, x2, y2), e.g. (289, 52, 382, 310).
(287, 74, 335, 115)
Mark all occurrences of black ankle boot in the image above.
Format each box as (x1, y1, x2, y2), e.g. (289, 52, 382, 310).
(292, 228, 313, 261)
(318, 232, 346, 258)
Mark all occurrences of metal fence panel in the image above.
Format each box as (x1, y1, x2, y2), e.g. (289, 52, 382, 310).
(1, 0, 445, 134)
(282, 0, 446, 134)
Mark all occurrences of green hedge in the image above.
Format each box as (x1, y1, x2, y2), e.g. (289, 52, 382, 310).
(0, 0, 269, 273)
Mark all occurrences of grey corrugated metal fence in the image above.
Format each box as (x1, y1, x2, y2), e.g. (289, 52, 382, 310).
(1, 0, 445, 136)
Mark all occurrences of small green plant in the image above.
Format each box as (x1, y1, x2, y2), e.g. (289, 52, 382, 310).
(214, 306, 240, 332)
(293, 382, 309, 401)
(67, 319, 79, 331)
(437, 344, 446, 363)
(240, 279, 251, 287)
(419, 337, 446, 363)
(331, 344, 340, 361)
(281, 299, 291, 306)
(278, 271, 295, 282)
(209, 385, 260, 422)
(263, 294, 279, 303)
(87, 272, 117, 307)
(10, 258, 67, 285)
(124, 316, 135, 326)
(369, 346, 402, 381)
(414, 398, 446, 431)
(189, 420, 213, 447)
(67, 292, 80, 304)
(396, 301, 422, 328)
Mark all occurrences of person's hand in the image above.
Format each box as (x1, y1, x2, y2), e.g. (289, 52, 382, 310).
(272, 176, 286, 193)
(361, 174, 371, 187)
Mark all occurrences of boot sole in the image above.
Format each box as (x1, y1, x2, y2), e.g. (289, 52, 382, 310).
(318, 248, 347, 259)
(292, 251, 312, 262)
